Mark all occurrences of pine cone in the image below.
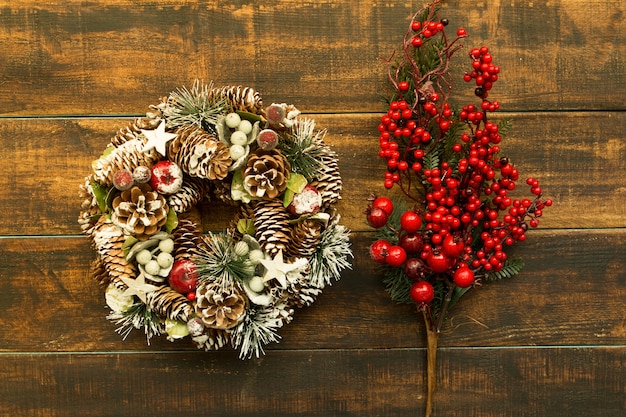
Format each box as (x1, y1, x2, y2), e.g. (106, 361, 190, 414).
(145, 285, 194, 322)
(211, 176, 236, 205)
(92, 139, 161, 187)
(111, 117, 162, 147)
(195, 282, 248, 330)
(90, 218, 138, 286)
(309, 147, 343, 208)
(212, 85, 263, 114)
(167, 176, 211, 214)
(269, 270, 321, 309)
(111, 184, 169, 240)
(243, 149, 290, 199)
(168, 125, 231, 180)
(171, 217, 204, 261)
(78, 175, 101, 236)
(253, 199, 291, 256)
(285, 219, 322, 260)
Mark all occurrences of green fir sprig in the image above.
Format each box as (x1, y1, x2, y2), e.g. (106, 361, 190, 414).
(162, 80, 226, 131)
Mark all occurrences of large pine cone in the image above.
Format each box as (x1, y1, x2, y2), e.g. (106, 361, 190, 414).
(78, 175, 101, 236)
(309, 147, 343, 208)
(171, 217, 204, 261)
(195, 282, 248, 330)
(167, 176, 211, 214)
(145, 285, 194, 322)
(90, 218, 138, 286)
(243, 149, 290, 199)
(285, 219, 322, 260)
(168, 125, 231, 180)
(211, 85, 263, 114)
(253, 199, 291, 257)
(111, 116, 162, 147)
(111, 184, 168, 240)
(92, 139, 161, 187)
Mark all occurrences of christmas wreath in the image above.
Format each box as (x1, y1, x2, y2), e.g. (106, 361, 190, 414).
(79, 81, 352, 358)
(365, 1, 552, 415)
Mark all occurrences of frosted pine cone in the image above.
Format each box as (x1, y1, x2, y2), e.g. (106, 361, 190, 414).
(171, 217, 204, 261)
(168, 125, 231, 180)
(111, 184, 169, 240)
(92, 139, 161, 187)
(78, 176, 101, 236)
(111, 117, 162, 147)
(253, 199, 291, 256)
(145, 285, 194, 322)
(285, 219, 322, 260)
(309, 148, 343, 208)
(167, 176, 211, 213)
(243, 149, 290, 199)
(195, 282, 248, 330)
(91, 218, 138, 285)
(212, 85, 263, 114)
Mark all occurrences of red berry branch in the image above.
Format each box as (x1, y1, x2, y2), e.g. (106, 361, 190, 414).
(366, 1, 552, 415)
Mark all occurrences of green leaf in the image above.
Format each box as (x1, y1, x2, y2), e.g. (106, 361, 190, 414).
(237, 219, 255, 236)
(164, 208, 178, 234)
(236, 110, 264, 123)
(122, 236, 139, 258)
(91, 181, 111, 213)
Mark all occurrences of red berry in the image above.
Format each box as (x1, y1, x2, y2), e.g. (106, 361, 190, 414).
(453, 266, 475, 288)
(398, 81, 410, 91)
(404, 257, 426, 280)
(367, 207, 388, 228)
(372, 196, 394, 216)
(457, 28, 467, 37)
(442, 235, 464, 258)
(427, 252, 452, 273)
(400, 210, 422, 233)
(399, 233, 424, 254)
(411, 21, 421, 31)
(112, 169, 134, 191)
(369, 239, 391, 263)
(386, 246, 407, 267)
(410, 281, 434, 304)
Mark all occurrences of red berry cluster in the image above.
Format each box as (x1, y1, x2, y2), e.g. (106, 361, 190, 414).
(368, 11, 552, 313)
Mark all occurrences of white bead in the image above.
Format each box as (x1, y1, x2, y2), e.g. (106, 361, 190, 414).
(248, 276, 265, 293)
(237, 119, 253, 135)
(156, 252, 174, 269)
(158, 238, 175, 254)
(225, 112, 241, 128)
(230, 130, 248, 146)
(234, 241, 250, 257)
(145, 260, 161, 276)
(248, 249, 265, 264)
(136, 249, 153, 265)
(229, 144, 246, 160)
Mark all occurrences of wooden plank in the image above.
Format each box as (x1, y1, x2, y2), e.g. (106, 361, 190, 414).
(1, 229, 624, 352)
(0, 0, 624, 115)
(0, 111, 624, 235)
(0, 347, 623, 416)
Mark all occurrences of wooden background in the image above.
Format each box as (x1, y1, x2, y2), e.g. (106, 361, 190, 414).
(0, 0, 624, 416)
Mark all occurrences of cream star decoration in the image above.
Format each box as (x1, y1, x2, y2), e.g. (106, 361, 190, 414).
(141, 120, 178, 156)
(120, 272, 158, 304)
(259, 249, 307, 288)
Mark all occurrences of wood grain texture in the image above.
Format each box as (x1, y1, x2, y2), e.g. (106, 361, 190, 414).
(0, 347, 623, 417)
(0, 111, 624, 236)
(0, 0, 624, 415)
(1, 230, 624, 352)
(0, 0, 624, 115)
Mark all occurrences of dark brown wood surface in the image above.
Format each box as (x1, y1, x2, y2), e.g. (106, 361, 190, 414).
(0, 1, 624, 416)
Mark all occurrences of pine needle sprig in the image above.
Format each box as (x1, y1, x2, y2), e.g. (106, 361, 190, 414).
(382, 267, 414, 304)
(194, 232, 255, 289)
(279, 118, 327, 182)
(485, 257, 524, 280)
(308, 218, 353, 288)
(231, 304, 293, 359)
(107, 302, 163, 344)
(162, 80, 226, 131)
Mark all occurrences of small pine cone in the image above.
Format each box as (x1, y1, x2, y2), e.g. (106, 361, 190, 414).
(91, 218, 138, 285)
(78, 176, 102, 236)
(167, 176, 211, 214)
(168, 125, 231, 180)
(111, 184, 169, 240)
(212, 85, 263, 114)
(111, 117, 162, 147)
(171, 217, 204, 261)
(269, 271, 321, 309)
(91, 256, 111, 288)
(285, 219, 322, 260)
(243, 149, 290, 199)
(253, 199, 291, 257)
(192, 327, 231, 351)
(195, 282, 248, 330)
(92, 139, 161, 187)
(145, 285, 194, 322)
(309, 147, 343, 208)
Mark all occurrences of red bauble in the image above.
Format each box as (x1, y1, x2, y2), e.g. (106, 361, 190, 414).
(367, 207, 389, 228)
(168, 259, 199, 294)
(150, 160, 183, 195)
(370, 239, 392, 263)
(385, 245, 407, 267)
(453, 266, 475, 288)
(410, 281, 435, 304)
(400, 210, 422, 233)
(372, 196, 394, 216)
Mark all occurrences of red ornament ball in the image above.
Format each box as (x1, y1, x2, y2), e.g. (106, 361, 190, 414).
(453, 266, 475, 288)
(370, 239, 392, 263)
(385, 245, 407, 267)
(372, 196, 394, 216)
(367, 206, 389, 228)
(400, 210, 422, 233)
